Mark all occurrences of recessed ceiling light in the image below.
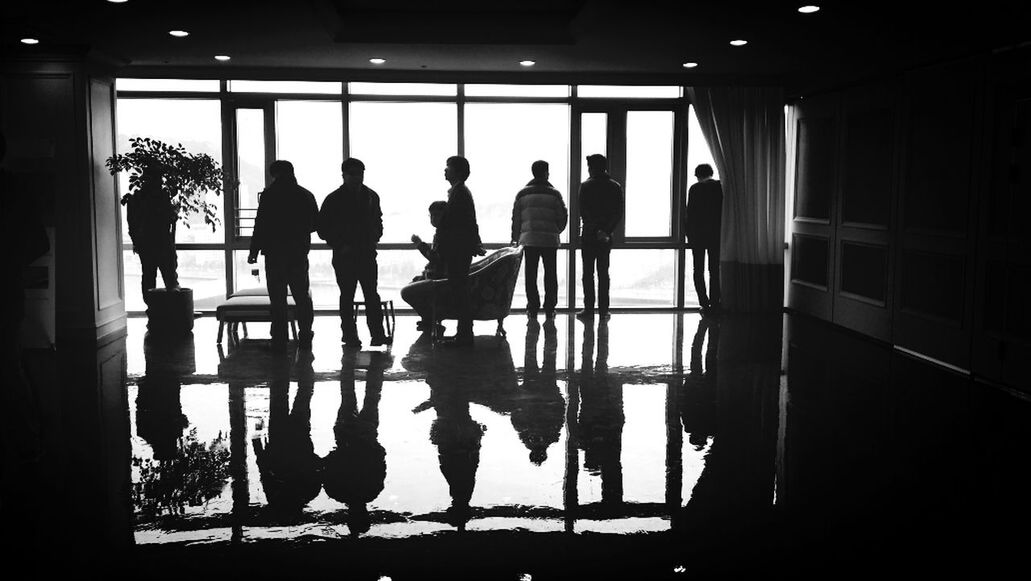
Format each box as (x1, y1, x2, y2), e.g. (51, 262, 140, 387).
(215, 55, 231, 61)
(20, 38, 40, 45)
(682, 62, 699, 68)
(798, 5, 820, 13)
(369, 58, 386, 65)
(519, 60, 536, 67)
(169, 30, 189, 38)
(730, 39, 748, 46)
(107, 0, 129, 3)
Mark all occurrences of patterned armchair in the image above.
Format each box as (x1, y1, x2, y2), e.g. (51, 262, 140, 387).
(401, 245, 524, 336)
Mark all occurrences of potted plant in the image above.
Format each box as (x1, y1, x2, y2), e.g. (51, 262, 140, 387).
(107, 137, 223, 332)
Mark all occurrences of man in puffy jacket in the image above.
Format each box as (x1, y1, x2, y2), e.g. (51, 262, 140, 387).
(511, 160, 568, 319)
(317, 158, 388, 349)
(247, 160, 319, 350)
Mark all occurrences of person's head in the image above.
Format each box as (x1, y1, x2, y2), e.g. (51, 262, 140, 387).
(445, 155, 470, 184)
(531, 160, 549, 181)
(694, 163, 714, 180)
(346, 502, 372, 536)
(428, 200, 448, 228)
(342, 157, 365, 186)
(529, 446, 548, 466)
(269, 160, 295, 183)
(141, 162, 164, 188)
(586, 154, 607, 177)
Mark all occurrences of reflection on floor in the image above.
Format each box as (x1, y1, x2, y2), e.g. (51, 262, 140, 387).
(4, 312, 1030, 578)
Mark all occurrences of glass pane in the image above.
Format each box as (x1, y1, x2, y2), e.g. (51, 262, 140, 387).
(116, 99, 224, 244)
(580, 112, 607, 183)
(235, 108, 266, 238)
(465, 84, 569, 98)
(275, 100, 343, 241)
(593, 248, 675, 308)
(625, 110, 674, 237)
(348, 82, 457, 96)
(116, 78, 219, 92)
(229, 80, 342, 94)
(687, 105, 719, 181)
(348, 102, 458, 243)
(578, 85, 681, 99)
(125, 250, 226, 312)
(465, 104, 571, 244)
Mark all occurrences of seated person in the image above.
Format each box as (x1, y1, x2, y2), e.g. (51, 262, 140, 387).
(410, 200, 448, 282)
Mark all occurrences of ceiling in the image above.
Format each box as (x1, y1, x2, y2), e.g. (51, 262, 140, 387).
(3, 0, 1029, 92)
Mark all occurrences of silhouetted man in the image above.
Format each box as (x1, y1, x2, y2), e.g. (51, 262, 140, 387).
(577, 154, 623, 321)
(248, 160, 318, 350)
(438, 155, 483, 347)
(127, 164, 179, 300)
(685, 163, 723, 314)
(512, 160, 568, 319)
(318, 158, 388, 349)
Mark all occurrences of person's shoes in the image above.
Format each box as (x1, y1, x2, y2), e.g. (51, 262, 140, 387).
(370, 335, 392, 347)
(441, 334, 474, 348)
(298, 337, 313, 351)
(270, 339, 288, 352)
(575, 309, 595, 321)
(527, 309, 539, 319)
(342, 336, 362, 349)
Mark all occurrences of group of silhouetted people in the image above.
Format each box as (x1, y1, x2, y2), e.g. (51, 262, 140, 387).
(237, 153, 723, 351)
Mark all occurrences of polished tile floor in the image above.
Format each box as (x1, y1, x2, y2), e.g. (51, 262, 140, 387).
(4, 312, 1030, 579)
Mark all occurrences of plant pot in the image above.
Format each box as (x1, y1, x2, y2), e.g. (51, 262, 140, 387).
(145, 287, 195, 336)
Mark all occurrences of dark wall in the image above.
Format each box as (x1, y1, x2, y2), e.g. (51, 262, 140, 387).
(788, 46, 1031, 391)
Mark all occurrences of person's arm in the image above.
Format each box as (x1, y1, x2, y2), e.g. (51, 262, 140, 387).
(685, 185, 697, 241)
(248, 191, 268, 262)
(556, 193, 568, 233)
(511, 196, 522, 244)
(370, 189, 383, 245)
(316, 194, 336, 246)
(306, 191, 319, 233)
(602, 182, 624, 235)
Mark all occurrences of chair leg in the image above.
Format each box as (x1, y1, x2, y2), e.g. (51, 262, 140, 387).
(217, 321, 224, 344)
(496, 318, 506, 337)
(290, 320, 297, 340)
(242, 322, 249, 338)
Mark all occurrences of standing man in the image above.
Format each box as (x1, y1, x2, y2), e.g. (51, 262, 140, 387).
(512, 160, 567, 319)
(684, 163, 722, 314)
(438, 155, 483, 347)
(128, 164, 179, 300)
(577, 154, 623, 321)
(317, 158, 388, 349)
(247, 160, 318, 350)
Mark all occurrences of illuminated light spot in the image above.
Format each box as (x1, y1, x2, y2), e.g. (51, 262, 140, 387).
(169, 30, 189, 38)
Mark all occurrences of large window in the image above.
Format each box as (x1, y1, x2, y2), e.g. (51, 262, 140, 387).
(465, 103, 570, 243)
(116, 82, 717, 313)
(349, 102, 458, 243)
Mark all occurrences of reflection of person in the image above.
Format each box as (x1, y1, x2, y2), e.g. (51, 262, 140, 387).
(576, 318, 624, 505)
(511, 160, 568, 319)
(577, 154, 623, 321)
(512, 319, 565, 465)
(430, 383, 484, 529)
(680, 319, 719, 450)
(323, 351, 390, 535)
(247, 160, 319, 350)
(135, 335, 192, 461)
(252, 358, 321, 513)
(437, 156, 485, 347)
(404, 201, 448, 334)
(685, 164, 723, 314)
(127, 164, 179, 299)
(318, 158, 388, 349)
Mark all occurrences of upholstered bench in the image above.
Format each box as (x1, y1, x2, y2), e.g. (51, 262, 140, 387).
(215, 287, 297, 344)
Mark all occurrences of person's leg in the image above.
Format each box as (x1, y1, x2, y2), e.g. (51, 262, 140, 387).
(542, 247, 558, 314)
(287, 254, 314, 346)
(158, 243, 179, 289)
(264, 254, 289, 346)
(580, 245, 596, 314)
(446, 252, 473, 341)
(140, 251, 157, 299)
(358, 253, 386, 341)
(524, 247, 541, 315)
(707, 245, 721, 309)
(597, 245, 611, 315)
(692, 247, 709, 309)
(333, 251, 360, 343)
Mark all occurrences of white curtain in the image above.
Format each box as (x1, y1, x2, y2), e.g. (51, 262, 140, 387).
(687, 86, 786, 312)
